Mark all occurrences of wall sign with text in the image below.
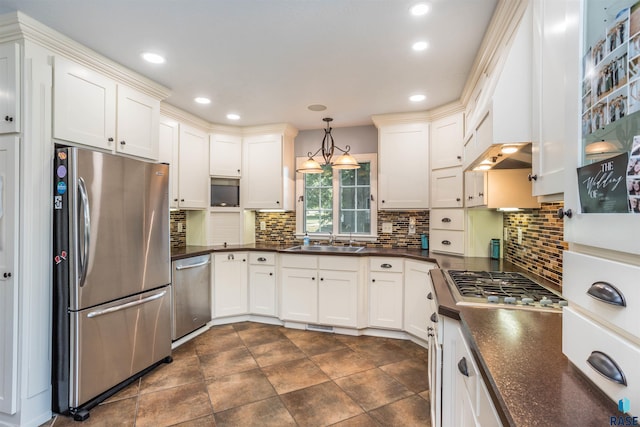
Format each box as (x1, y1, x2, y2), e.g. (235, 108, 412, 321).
(578, 152, 632, 213)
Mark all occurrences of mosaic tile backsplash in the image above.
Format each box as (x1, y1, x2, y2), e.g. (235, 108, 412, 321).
(254, 210, 430, 248)
(503, 202, 567, 287)
(170, 210, 187, 248)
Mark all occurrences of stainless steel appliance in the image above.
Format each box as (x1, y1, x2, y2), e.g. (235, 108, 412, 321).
(445, 270, 567, 312)
(172, 254, 212, 340)
(52, 147, 172, 421)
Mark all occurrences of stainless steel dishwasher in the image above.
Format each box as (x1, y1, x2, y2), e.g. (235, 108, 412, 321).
(171, 254, 212, 340)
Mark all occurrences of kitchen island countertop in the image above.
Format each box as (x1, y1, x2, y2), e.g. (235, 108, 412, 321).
(171, 244, 617, 425)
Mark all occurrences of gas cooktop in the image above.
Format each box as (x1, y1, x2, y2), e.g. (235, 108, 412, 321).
(444, 270, 567, 312)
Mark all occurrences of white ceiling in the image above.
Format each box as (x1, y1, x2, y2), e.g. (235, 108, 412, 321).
(0, 0, 498, 130)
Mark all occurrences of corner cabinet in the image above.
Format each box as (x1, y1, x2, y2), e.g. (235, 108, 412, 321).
(372, 114, 430, 210)
(0, 43, 20, 134)
(242, 125, 297, 210)
(404, 260, 437, 342)
(53, 56, 161, 160)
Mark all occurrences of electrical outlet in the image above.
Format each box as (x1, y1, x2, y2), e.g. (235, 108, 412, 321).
(382, 222, 393, 233)
(260, 221, 266, 231)
(517, 227, 523, 245)
(408, 217, 416, 234)
(177, 223, 183, 233)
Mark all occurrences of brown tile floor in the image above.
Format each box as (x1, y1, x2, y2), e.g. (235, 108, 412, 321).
(46, 322, 431, 427)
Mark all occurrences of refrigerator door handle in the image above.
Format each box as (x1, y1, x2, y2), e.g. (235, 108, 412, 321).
(86, 290, 167, 318)
(78, 177, 91, 288)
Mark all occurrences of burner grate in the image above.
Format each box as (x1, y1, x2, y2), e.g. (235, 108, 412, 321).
(446, 270, 565, 305)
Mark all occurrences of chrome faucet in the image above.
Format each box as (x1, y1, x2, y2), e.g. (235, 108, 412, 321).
(328, 233, 335, 246)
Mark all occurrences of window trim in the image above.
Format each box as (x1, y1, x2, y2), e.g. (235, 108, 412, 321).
(295, 153, 378, 241)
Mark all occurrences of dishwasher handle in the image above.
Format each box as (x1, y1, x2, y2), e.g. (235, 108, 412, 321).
(175, 259, 211, 270)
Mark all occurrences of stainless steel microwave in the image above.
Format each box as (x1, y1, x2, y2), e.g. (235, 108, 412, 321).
(210, 178, 240, 207)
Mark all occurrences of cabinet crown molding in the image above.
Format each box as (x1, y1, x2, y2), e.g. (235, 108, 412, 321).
(0, 11, 171, 100)
(371, 111, 429, 128)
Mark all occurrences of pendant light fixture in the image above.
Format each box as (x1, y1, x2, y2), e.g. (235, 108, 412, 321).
(297, 118, 360, 173)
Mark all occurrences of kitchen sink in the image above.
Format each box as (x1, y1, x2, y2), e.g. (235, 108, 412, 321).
(284, 245, 364, 253)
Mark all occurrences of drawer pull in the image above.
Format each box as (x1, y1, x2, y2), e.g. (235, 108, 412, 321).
(381, 263, 392, 269)
(430, 312, 438, 323)
(441, 217, 452, 223)
(257, 257, 267, 262)
(587, 281, 626, 307)
(442, 240, 451, 245)
(587, 351, 627, 386)
(457, 357, 469, 377)
(427, 292, 433, 300)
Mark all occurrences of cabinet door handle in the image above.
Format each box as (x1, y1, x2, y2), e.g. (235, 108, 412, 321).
(478, 192, 484, 197)
(120, 140, 126, 145)
(587, 351, 626, 385)
(269, 272, 273, 276)
(108, 137, 114, 142)
(4, 116, 13, 122)
(320, 277, 324, 281)
(456, 198, 461, 202)
(468, 196, 473, 200)
(257, 257, 267, 262)
(441, 217, 451, 223)
(456, 155, 462, 160)
(427, 292, 433, 300)
(237, 169, 241, 174)
(528, 173, 538, 182)
(430, 312, 438, 323)
(180, 199, 185, 202)
(311, 276, 315, 280)
(276, 200, 280, 205)
(227, 254, 234, 260)
(3, 272, 11, 278)
(381, 200, 385, 203)
(457, 357, 469, 377)
(381, 263, 392, 269)
(442, 240, 451, 245)
(587, 281, 626, 307)
(557, 208, 573, 219)
(372, 279, 376, 283)
(173, 198, 178, 202)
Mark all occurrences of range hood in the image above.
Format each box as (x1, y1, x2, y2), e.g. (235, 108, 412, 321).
(466, 142, 532, 171)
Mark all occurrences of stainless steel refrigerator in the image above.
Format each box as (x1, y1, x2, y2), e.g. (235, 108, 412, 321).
(52, 146, 172, 421)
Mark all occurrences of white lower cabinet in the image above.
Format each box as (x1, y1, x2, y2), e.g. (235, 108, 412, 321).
(280, 255, 359, 327)
(213, 252, 248, 318)
(369, 257, 404, 329)
(442, 317, 501, 427)
(248, 253, 276, 317)
(404, 260, 437, 341)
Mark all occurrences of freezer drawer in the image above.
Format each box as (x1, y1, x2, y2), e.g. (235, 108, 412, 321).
(172, 254, 212, 340)
(70, 286, 171, 408)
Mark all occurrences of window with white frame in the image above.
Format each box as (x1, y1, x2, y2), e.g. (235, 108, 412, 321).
(296, 153, 377, 239)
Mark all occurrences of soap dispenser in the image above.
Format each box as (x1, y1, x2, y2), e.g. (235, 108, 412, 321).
(303, 233, 310, 246)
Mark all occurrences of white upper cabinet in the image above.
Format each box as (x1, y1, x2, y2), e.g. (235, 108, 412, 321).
(242, 125, 297, 210)
(115, 85, 160, 160)
(178, 124, 209, 209)
(531, 0, 566, 196)
(431, 112, 464, 170)
(53, 56, 116, 151)
(0, 43, 20, 134)
(158, 116, 180, 209)
(372, 114, 430, 210)
(210, 132, 242, 178)
(463, 5, 532, 170)
(53, 56, 161, 160)
(431, 168, 463, 208)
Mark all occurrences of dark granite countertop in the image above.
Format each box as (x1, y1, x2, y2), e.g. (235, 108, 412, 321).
(171, 244, 616, 425)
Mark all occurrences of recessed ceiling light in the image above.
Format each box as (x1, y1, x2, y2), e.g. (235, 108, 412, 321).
(410, 3, 430, 16)
(141, 52, 165, 64)
(308, 104, 327, 111)
(194, 97, 211, 105)
(412, 41, 428, 51)
(409, 94, 426, 102)
(227, 113, 240, 120)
